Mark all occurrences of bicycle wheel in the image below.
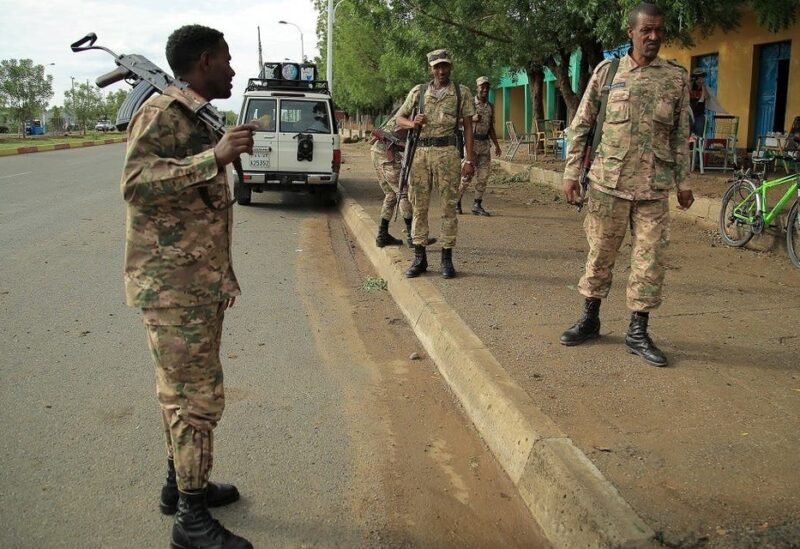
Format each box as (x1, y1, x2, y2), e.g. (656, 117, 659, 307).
(787, 200, 800, 269)
(719, 179, 758, 247)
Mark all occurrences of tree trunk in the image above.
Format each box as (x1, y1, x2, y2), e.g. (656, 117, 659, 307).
(547, 49, 580, 124)
(526, 63, 545, 122)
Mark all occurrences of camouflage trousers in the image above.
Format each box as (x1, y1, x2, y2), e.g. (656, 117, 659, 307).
(371, 149, 412, 221)
(142, 302, 226, 491)
(409, 145, 461, 248)
(460, 143, 491, 200)
(578, 188, 670, 311)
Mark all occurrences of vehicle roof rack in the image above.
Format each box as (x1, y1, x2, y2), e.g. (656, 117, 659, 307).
(246, 78, 330, 94)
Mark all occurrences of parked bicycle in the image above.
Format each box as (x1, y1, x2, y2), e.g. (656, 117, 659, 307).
(718, 153, 800, 268)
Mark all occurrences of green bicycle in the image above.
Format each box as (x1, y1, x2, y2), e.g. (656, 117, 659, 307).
(718, 154, 800, 268)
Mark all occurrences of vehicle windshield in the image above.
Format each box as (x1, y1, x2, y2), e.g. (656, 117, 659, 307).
(279, 100, 331, 134)
(242, 99, 277, 132)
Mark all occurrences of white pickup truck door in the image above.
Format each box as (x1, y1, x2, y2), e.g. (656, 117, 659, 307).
(277, 99, 334, 176)
(240, 98, 278, 172)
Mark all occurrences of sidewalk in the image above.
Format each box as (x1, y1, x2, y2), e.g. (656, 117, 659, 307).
(338, 142, 800, 547)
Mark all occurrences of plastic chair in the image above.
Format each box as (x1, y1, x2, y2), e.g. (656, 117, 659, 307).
(503, 121, 536, 161)
(693, 115, 738, 173)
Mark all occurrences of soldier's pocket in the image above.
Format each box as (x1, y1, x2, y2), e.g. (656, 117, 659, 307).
(440, 106, 458, 125)
(651, 147, 676, 191)
(606, 90, 630, 124)
(142, 304, 221, 326)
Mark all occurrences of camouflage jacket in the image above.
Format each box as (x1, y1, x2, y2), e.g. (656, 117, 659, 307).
(397, 81, 475, 139)
(564, 54, 691, 200)
(121, 85, 240, 308)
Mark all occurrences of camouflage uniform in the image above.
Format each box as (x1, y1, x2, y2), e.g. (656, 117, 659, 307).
(121, 85, 240, 492)
(370, 115, 412, 221)
(464, 97, 494, 200)
(397, 81, 474, 248)
(564, 54, 690, 311)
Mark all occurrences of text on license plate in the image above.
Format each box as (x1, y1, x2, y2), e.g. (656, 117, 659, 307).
(251, 147, 270, 168)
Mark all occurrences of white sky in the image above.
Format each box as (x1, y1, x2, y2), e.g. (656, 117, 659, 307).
(0, 0, 321, 112)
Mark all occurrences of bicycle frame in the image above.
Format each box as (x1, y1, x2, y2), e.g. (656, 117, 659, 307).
(732, 172, 799, 226)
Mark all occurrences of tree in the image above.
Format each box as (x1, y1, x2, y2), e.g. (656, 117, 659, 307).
(64, 82, 103, 135)
(223, 110, 237, 125)
(101, 89, 128, 123)
(326, 0, 799, 123)
(49, 105, 65, 132)
(0, 59, 54, 137)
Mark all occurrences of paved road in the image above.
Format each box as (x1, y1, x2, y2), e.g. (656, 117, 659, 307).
(0, 146, 547, 548)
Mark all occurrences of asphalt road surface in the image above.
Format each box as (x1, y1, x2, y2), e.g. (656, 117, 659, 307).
(0, 145, 547, 548)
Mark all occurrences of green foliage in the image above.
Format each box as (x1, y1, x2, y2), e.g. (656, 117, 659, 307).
(314, 0, 799, 122)
(102, 89, 128, 121)
(0, 59, 54, 135)
(64, 82, 103, 135)
(362, 276, 388, 292)
(223, 110, 238, 125)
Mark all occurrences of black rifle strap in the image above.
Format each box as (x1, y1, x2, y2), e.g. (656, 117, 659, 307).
(590, 58, 620, 161)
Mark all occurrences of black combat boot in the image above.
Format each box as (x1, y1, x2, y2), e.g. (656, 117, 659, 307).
(441, 247, 456, 279)
(471, 199, 491, 216)
(404, 245, 428, 278)
(625, 312, 668, 367)
(160, 459, 240, 515)
(171, 490, 252, 549)
(404, 217, 436, 248)
(559, 298, 601, 346)
(375, 218, 403, 248)
(456, 199, 463, 215)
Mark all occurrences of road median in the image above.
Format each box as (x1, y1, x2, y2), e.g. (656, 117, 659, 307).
(338, 189, 655, 548)
(0, 136, 127, 157)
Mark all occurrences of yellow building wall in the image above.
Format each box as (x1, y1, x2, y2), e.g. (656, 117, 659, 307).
(660, 12, 799, 147)
(494, 93, 505, 138)
(509, 87, 526, 136)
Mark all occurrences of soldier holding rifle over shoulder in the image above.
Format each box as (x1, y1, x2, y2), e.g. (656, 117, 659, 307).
(121, 25, 255, 548)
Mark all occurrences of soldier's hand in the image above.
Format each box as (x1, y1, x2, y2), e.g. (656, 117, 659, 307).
(413, 114, 427, 128)
(214, 123, 257, 167)
(224, 297, 236, 309)
(473, 113, 481, 122)
(563, 179, 581, 205)
(461, 162, 475, 179)
(494, 145, 502, 157)
(677, 190, 695, 210)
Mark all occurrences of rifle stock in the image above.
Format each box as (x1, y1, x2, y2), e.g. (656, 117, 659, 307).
(71, 32, 239, 210)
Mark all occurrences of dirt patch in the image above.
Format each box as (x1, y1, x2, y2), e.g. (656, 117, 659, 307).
(340, 142, 800, 548)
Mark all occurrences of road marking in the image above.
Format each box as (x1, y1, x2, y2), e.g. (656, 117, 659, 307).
(0, 172, 32, 180)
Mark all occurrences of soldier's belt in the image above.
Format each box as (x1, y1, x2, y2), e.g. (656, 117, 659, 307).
(474, 134, 490, 141)
(418, 136, 457, 147)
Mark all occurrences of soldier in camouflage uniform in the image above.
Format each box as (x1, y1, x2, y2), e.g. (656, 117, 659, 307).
(396, 49, 475, 279)
(458, 76, 502, 216)
(560, 3, 694, 367)
(121, 25, 254, 548)
(369, 113, 412, 247)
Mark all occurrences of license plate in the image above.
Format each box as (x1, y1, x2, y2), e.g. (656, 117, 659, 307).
(250, 147, 271, 168)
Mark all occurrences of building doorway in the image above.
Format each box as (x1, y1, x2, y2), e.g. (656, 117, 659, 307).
(755, 41, 791, 137)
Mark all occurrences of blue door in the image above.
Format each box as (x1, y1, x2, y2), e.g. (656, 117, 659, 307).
(755, 41, 791, 138)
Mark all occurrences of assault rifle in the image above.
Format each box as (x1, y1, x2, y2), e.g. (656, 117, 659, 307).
(576, 57, 620, 212)
(70, 32, 241, 210)
(394, 106, 421, 221)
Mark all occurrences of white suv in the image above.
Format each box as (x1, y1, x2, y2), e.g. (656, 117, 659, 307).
(234, 73, 341, 205)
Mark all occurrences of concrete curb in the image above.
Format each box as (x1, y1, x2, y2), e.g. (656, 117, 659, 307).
(495, 159, 785, 252)
(0, 137, 127, 157)
(338, 190, 655, 548)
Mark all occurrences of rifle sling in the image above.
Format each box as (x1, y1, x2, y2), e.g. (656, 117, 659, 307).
(589, 58, 620, 162)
